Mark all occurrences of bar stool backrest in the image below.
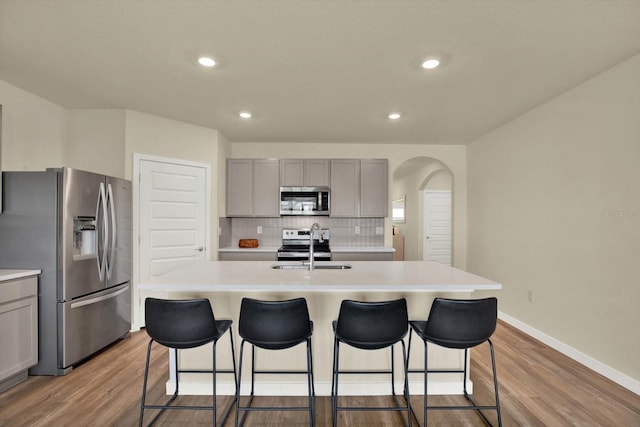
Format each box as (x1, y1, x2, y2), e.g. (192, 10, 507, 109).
(425, 297, 497, 349)
(145, 298, 218, 349)
(335, 298, 408, 350)
(239, 297, 312, 350)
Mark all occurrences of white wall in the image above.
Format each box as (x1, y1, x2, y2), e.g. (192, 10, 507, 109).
(67, 109, 126, 178)
(0, 83, 229, 261)
(467, 54, 640, 384)
(124, 110, 225, 257)
(0, 81, 66, 171)
(231, 142, 468, 267)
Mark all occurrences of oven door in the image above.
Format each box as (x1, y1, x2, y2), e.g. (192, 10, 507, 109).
(277, 251, 332, 262)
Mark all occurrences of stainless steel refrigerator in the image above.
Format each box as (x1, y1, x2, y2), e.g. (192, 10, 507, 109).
(0, 167, 131, 375)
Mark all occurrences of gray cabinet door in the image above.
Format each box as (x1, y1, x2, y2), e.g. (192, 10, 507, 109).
(330, 159, 360, 217)
(280, 159, 304, 186)
(304, 159, 330, 187)
(280, 159, 329, 187)
(360, 159, 388, 217)
(253, 159, 280, 217)
(0, 276, 38, 386)
(226, 159, 253, 216)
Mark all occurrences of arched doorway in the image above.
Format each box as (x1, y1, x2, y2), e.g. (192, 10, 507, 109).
(392, 157, 453, 263)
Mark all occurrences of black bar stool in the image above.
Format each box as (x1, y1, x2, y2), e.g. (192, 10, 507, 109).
(406, 297, 502, 426)
(139, 297, 237, 427)
(235, 297, 315, 427)
(331, 298, 411, 427)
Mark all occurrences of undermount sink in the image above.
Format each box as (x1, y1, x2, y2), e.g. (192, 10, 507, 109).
(271, 264, 352, 270)
(271, 264, 308, 270)
(314, 264, 352, 269)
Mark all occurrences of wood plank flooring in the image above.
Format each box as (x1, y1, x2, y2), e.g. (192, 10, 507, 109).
(0, 320, 638, 426)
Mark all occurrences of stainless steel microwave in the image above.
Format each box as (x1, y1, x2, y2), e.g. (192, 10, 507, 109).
(280, 186, 330, 216)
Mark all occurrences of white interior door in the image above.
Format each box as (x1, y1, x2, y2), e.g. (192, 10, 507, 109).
(423, 190, 452, 265)
(134, 156, 209, 328)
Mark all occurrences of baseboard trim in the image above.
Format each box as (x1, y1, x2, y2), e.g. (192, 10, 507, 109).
(498, 311, 640, 395)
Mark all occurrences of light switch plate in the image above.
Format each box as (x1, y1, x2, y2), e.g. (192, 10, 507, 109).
(355, 226, 360, 234)
(257, 226, 263, 235)
(375, 227, 384, 235)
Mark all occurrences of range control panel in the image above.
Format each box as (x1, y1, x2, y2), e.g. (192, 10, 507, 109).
(282, 228, 330, 242)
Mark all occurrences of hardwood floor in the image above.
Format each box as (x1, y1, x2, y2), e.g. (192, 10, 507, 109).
(0, 320, 638, 426)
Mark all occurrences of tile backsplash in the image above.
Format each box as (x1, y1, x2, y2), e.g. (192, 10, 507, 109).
(220, 217, 385, 247)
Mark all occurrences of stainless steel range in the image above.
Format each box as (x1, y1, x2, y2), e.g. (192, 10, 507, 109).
(277, 228, 331, 262)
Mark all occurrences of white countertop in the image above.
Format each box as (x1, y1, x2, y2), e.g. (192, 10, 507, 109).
(0, 269, 41, 282)
(139, 261, 501, 293)
(218, 245, 394, 253)
(218, 245, 279, 253)
(330, 246, 394, 253)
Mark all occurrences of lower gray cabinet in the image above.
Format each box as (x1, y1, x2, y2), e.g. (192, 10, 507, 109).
(219, 252, 277, 261)
(0, 275, 38, 392)
(332, 252, 393, 261)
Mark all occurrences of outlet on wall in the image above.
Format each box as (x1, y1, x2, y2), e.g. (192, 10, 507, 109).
(527, 289, 534, 302)
(355, 226, 360, 234)
(257, 226, 263, 235)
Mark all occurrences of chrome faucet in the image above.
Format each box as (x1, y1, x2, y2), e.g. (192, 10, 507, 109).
(308, 223, 323, 271)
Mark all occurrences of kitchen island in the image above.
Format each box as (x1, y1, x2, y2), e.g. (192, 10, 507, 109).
(138, 261, 501, 397)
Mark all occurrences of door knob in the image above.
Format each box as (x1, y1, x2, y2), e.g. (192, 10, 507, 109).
(195, 246, 204, 252)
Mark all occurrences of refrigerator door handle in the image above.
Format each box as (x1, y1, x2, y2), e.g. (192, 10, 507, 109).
(69, 285, 129, 309)
(106, 183, 117, 280)
(96, 182, 108, 281)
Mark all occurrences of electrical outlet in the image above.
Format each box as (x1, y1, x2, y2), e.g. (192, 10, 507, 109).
(257, 226, 263, 235)
(527, 289, 534, 302)
(355, 226, 360, 234)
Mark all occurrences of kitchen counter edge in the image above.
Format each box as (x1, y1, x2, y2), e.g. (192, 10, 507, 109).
(218, 245, 394, 253)
(0, 269, 41, 283)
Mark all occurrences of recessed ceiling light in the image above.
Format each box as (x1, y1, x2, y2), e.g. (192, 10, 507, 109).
(198, 56, 216, 67)
(421, 58, 440, 69)
(388, 112, 402, 120)
(239, 111, 252, 119)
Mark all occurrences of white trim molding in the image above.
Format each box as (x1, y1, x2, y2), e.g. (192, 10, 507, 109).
(499, 311, 640, 395)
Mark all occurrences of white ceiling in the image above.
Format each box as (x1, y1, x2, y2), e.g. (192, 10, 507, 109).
(1, 1, 639, 144)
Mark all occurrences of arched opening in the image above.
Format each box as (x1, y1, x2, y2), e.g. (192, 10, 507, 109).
(391, 157, 453, 262)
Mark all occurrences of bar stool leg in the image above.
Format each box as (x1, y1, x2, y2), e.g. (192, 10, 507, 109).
(402, 340, 412, 427)
(490, 340, 503, 427)
(331, 338, 340, 427)
(139, 339, 153, 427)
(306, 338, 315, 427)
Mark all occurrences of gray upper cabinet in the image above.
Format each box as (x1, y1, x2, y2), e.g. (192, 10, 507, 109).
(304, 159, 330, 187)
(280, 159, 330, 187)
(253, 159, 280, 217)
(330, 159, 360, 217)
(227, 157, 386, 218)
(226, 159, 280, 217)
(330, 159, 388, 218)
(360, 159, 388, 217)
(226, 159, 253, 216)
